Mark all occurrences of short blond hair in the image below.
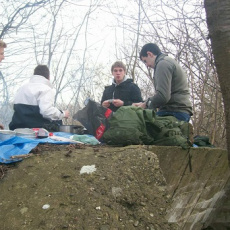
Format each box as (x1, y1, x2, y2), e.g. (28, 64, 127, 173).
(0, 40, 7, 48)
(111, 61, 126, 73)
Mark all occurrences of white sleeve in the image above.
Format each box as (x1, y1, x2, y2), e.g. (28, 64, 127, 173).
(37, 88, 64, 120)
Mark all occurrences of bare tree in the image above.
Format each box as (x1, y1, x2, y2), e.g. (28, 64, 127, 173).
(204, 0, 230, 158)
(28, 0, 108, 120)
(0, 0, 52, 127)
(107, 0, 225, 147)
(0, 0, 227, 144)
(0, 0, 50, 39)
(0, 0, 107, 127)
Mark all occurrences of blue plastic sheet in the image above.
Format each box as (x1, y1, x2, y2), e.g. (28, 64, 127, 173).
(0, 132, 73, 164)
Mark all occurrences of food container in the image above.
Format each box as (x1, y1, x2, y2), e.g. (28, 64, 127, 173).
(58, 125, 85, 134)
(14, 128, 36, 139)
(0, 130, 16, 141)
(32, 128, 49, 138)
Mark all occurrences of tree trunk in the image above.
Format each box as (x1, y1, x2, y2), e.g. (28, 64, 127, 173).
(204, 0, 230, 162)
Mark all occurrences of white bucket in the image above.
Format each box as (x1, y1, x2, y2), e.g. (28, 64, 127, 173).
(0, 130, 16, 141)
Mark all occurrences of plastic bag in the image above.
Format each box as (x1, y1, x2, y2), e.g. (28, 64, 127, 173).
(73, 99, 112, 141)
(71, 134, 100, 145)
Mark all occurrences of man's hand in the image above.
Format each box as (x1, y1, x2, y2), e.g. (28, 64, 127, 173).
(63, 110, 70, 118)
(132, 102, 147, 109)
(102, 99, 124, 108)
(113, 99, 124, 107)
(102, 100, 111, 108)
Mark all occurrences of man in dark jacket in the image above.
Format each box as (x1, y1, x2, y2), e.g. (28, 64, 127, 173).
(101, 61, 142, 112)
(133, 43, 193, 122)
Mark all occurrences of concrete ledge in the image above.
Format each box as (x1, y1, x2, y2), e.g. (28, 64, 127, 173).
(0, 145, 229, 230)
(148, 146, 230, 230)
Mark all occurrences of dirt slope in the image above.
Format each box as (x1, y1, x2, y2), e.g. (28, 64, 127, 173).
(0, 144, 178, 230)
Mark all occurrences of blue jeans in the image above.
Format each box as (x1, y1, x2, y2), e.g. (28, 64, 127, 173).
(156, 111, 191, 122)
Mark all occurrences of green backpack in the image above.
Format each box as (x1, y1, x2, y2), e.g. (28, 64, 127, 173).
(147, 115, 190, 149)
(103, 106, 190, 148)
(103, 106, 155, 146)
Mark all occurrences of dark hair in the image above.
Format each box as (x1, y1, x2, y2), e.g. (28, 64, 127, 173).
(111, 61, 126, 73)
(34, 65, 50, 79)
(139, 43, 161, 59)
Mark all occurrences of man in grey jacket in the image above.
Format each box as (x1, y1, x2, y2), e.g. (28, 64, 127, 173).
(133, 43, 192, 122)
